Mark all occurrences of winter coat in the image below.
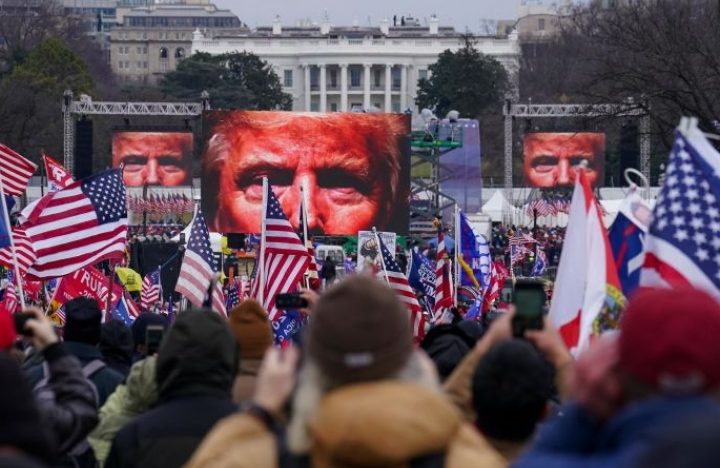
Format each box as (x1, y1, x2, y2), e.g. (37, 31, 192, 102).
(88, 356, 158, 467)
(515, 397, 720, 468)
(25, 341, 125, 407)
(186, 381, 506, 468)
(105, 309, 238, 468)
(231, 358, 261, 405)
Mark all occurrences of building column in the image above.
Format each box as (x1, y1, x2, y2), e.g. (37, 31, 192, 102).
(400, 64, 408, 111)
(339, 63, 348, 112)
(319, 63, 327, 112)
(303, 64, 311, 111)
(384, 64, 392, 112)
(363, 63, 371, 110)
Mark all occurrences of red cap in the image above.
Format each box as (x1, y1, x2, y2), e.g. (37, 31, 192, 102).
(620, 287, 720, 393)
(0, 309, 17, 350)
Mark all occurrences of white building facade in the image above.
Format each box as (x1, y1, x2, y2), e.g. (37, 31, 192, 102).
(192, 17, 520, 112)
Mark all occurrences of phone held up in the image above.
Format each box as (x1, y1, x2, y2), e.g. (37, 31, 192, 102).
(13, 312, 35, 337)
(145, 325, 165, 356)
(275, 292, 309, 310)
(511, 279, 546, 338)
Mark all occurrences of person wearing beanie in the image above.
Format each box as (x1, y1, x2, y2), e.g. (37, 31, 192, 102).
(187, 277, 505, 468)
(106, 309, 238, 468)
(228, 299, 273, 404)
(516, 287, 720, 468)
(25, 297, 124, 406)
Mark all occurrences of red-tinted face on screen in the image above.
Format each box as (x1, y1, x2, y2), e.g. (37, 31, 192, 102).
(112, 132, 193, 187)
(202, 111, 410, 235)
(523, 133, 605, 187)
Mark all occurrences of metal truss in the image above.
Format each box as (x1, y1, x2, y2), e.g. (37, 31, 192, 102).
(502, 99, 652, 193)
(62, 90, 209, 175)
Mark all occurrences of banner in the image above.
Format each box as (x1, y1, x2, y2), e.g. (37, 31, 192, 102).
(408, 250, 436, 307)
(357, 231, 397, 272)
(523, 133, 605, 188)
(458, 212, 491, 291)
(49, 266, 123, 313)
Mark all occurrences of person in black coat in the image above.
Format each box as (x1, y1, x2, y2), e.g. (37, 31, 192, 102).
(105, 308, 239, 468)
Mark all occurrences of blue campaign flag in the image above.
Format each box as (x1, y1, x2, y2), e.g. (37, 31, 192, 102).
(272, 309, 303, 346)
(112, 295, 135, 327)
(609, 192, 649, 297)
(530, 247, 547, 277)
(459, 213, 491, 290)
(408, 250, 436, 307)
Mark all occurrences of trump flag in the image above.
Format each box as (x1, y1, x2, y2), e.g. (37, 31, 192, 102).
(609, 190, 651, 297)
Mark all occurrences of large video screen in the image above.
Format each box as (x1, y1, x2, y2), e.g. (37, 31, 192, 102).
(523, 132, 605, 188)
(201, 111, 411, 235)
(112, 131, 194, 187)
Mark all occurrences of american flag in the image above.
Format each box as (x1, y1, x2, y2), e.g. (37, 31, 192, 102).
(256, 184, 309, 321)
(433, 231, 453, 317)
(510, 244, 533, 265)
(20, 170, 128, 280)
(225, 280, 240, 310)
(2, 271, 18, 314)
(640, 128, 720, 298)
(141, 268, 162, 311)
(0, 227, 36, 275)
(0, 143, 36, 196)
(508, 230, 537, 246)
(376, 233, 426, 341)
(175, 210, 226, 316)
(482, 262, 502, 313)
(298, 194, 320, 290)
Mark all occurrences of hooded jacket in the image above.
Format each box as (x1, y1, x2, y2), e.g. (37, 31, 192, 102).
(88, 356, 158, 466)
(186, 381, 506, 468)
(105, 310, 238, 468)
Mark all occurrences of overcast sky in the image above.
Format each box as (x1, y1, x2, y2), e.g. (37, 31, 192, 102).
(212, 0, 523, 32)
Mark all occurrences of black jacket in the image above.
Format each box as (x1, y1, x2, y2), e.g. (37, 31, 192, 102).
(105, 309, 239, 468)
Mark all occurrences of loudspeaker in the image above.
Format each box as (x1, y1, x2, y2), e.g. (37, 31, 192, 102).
(75, 117, 93, 179)
(226, 233, 246, 249)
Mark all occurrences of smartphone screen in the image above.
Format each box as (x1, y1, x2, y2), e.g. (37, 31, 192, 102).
(512, 281, 546, 337)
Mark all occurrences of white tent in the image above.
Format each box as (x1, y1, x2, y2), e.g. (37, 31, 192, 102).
(482, 190, 518, 222)
(172, 220, 224, 252)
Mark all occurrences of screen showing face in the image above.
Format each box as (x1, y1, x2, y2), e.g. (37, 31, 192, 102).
(112, 131, 194, 187)
(201, 111, 411, 235)
(523, 132, 605, 188)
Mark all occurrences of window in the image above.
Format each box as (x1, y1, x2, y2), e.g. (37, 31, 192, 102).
(330, 102, 338, 112)
(175, 48, 185, 59)
(160, 47, 168, 59)
(310, 102, 319, 112)
(137, 61, 142, 69)
(392, 67, 401, 89)
(350, 67, 361, 87)
(374, 69, 381, 87)
(283, 69, 293, 87)
(118, 61, 124, 69)
(143, 61, 148, 69)
(538, 18, 546, 31)
(310, 67, 319, 90)
(418, 69, 428, 81)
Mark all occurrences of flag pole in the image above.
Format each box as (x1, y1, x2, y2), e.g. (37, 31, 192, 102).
(105, 261, 116, 322)
(454, 204, 460, 307)
(0, 175, 25, 309)
(300, 184, 310, 289)
(372, 227, 390, 285)
(40, 152, 46, 197)
(258, 177, 268, 305)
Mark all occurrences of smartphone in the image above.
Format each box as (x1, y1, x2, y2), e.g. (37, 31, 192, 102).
(275, 292, 308, 310)
(145, 325, 165, 356)
(511, 279, 546, 338)
(13, 312, 35, 337)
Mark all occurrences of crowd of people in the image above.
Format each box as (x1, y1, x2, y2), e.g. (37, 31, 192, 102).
(2, 275, 720, 467)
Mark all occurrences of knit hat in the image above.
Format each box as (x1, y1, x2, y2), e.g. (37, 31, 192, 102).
(228, 299, 272, 360)
(307, 276, 413, 383)
(620, 287, 720, 393)
(63, 297, 102, 345)
(131, 312, 168, 347)
(0, 308, 17, 350)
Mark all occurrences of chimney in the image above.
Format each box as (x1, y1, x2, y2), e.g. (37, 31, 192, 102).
(429, 14, 439, 35)
(380, 18, 389, 35)
(272, 15, 282, 35)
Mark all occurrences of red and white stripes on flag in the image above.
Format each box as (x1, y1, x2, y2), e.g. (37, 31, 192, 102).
(375, 232, 426, 342)
(0, 143, 36, 196)
(175, 210, 226, 316)
(20, 170, 128, 280)
(140, 269, 161, 311)
(0, 227, 36, 275)
(256, 182, 309, 321)
(433, 231, 453, 318)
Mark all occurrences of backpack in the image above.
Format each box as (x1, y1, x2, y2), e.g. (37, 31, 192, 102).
(34, 359, 106, 467)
